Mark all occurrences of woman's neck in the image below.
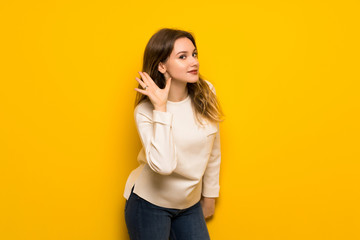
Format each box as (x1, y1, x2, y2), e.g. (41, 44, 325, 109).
(167, 80, 188, 102)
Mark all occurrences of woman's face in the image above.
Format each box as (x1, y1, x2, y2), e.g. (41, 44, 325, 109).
(160, 37, 200, 83)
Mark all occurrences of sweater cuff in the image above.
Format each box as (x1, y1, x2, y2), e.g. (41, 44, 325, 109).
(201, 186, 220, 198)
(152, 110, 173, 125)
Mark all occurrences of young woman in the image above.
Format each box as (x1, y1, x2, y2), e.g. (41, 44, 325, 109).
(123, 28, 224, 240)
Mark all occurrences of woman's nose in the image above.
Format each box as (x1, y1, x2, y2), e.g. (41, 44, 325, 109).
(191, 56, 199, 66)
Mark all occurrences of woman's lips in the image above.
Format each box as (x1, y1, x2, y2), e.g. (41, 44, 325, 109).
(188, 70, 198, 74)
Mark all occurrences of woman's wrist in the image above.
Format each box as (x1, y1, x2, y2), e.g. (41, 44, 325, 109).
(154, 105, 167, 112)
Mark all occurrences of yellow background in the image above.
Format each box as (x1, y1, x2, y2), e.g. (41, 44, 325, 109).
(1, 0, 359, 239)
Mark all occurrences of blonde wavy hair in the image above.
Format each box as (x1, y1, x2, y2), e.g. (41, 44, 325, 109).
(134, 28, 225, 126)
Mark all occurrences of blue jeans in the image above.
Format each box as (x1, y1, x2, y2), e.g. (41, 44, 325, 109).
(125, 186, 210, 240)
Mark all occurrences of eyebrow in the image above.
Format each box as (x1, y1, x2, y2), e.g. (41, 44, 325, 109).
(176, 49, 197, 55)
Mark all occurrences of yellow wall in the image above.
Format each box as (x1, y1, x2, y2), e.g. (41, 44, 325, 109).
(1, 1, 359, 239)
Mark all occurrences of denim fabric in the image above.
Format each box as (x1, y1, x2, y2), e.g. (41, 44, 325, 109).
(125, 186, 210, 240)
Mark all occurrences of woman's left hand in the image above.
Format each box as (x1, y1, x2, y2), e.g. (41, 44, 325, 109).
(200, 197, 216, 219)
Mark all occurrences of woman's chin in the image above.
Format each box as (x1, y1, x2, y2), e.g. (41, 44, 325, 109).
(189, 76, 199, 82)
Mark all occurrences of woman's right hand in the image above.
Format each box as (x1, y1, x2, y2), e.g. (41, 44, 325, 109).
(135, 71, 172, 112)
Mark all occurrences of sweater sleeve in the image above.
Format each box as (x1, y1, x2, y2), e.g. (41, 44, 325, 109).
(202, 80, 221, 197)
(202, 122, 221, 197)
(134, 104, 177, 175)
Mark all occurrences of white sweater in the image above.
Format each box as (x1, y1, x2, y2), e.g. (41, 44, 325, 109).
(123, 80, 221, 209)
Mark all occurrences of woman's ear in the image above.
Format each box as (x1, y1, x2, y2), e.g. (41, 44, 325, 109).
(158, 62, 166, 74)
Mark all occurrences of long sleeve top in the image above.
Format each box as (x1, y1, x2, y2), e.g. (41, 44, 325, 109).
(123, 80, 221, 209)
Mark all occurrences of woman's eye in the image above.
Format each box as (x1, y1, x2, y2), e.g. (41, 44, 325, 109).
(180, 53, 198, 59)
